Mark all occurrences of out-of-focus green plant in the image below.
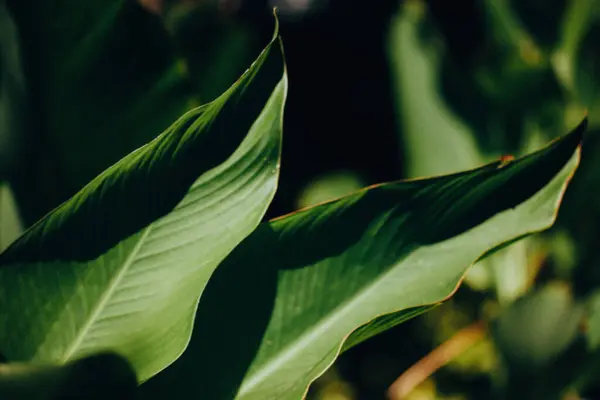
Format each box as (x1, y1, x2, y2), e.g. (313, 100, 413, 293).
(0, 1, 26, 179)
(295, 171, 366, 210)
(161, 0, 260, 104)
(385, 0, 600, 398)
(0, 183, 22, 253)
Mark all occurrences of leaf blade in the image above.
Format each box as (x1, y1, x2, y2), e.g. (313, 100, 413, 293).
(0, 29, 287, 383)
(144, 119, 584, 399)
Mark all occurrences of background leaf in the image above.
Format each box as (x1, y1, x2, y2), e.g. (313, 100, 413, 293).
(5, 0, 195, 224)
(161, 1, 260, 105)
(141, 120, 584, 399)
(388, 1, 484, 179)
(492, 282, 583, 373)
(0, 1, 27, 179)
(0, 182, 23, 253)
(388, 2, 539, 304)
(0, 29, 287, 383)
(585, 290, 600, 350)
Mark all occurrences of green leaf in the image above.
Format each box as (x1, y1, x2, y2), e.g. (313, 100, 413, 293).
(388, 2, 485, 179)
(388, 3, 537, 303)
(142, 120, 585, 399)
(552, 0, 596, 97)
(5, 0, 195, 222)
(585, 290, 600, 350)
(0, 1, 27, 177)
(492, 282, 584, 373)
(0, 183, 23, 253)
(295, 171, 366, 209)
(0, 352, 137, 399)
(0, 26, 287, 383)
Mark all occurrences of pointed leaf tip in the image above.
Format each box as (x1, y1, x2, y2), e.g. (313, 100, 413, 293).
(577, 115, 588, 133)
(568, 116, 588, 146)
(0, 24, 288, 383)
(272, 8, 280, 42)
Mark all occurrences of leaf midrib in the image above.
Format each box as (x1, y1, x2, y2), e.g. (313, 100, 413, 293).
(59, 225, 153, 362)
(236, 244, 415, 396)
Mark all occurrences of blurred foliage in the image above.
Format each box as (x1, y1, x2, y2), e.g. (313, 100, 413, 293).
(162, 1, 260, 103)
(5, 0, 195, 224)
(295, 170, 365, 209)
(313, 0, 600, 398)
(0, 1, 26, 179)
(364, 1, 600, 399)
(1, 0, 600, 399)
(492, 282, 583, 373)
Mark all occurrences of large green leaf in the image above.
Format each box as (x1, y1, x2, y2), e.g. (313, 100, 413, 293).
(142, 120, 585, 399)
(388, 3, 535, 303)
(0, 27, 287, 383)
(0, 352, 137, 399)
(5, 0, 194, 223)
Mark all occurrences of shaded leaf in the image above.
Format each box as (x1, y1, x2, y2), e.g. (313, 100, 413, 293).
(0, 352, 137, 399)
(162, 2, 260, 104)
(142, 120, 585, 399)
(5, 0, 194, 222)
(0, 182, 23, 253)
(0, 26, 287, 383)
(388, 3, 537, 303)
(0, 1, 27, 178)
(585, 290, 600, 350)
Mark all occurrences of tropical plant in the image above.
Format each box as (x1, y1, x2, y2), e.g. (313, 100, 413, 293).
(0, 2, 589, 399)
